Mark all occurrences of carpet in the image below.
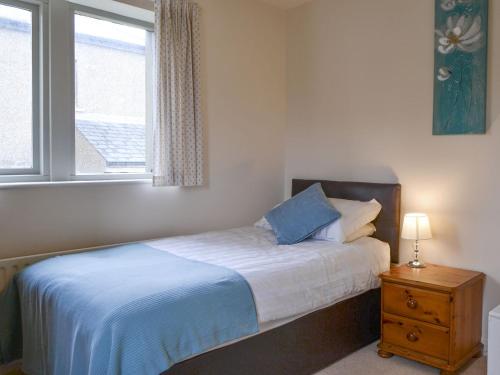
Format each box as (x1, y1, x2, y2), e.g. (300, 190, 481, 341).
(316, 343, 486, 375)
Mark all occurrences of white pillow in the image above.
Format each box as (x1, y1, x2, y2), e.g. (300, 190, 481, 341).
(345, 223, 376, 243)
(255, 198, 381, 242)
(256, 217, 376, 242)
(313, 198, 382, 243)
(254, 216, 273, 231)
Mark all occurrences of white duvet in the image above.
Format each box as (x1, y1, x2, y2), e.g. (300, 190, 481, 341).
(147, 226, 390, 326)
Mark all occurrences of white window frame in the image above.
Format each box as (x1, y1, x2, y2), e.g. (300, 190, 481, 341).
(70, 4, 154, 181)
(0, 0, 154, 185)
(0, 0, 49, 182)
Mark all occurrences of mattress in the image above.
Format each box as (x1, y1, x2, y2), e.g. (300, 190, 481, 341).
(147, 226, 390, 326)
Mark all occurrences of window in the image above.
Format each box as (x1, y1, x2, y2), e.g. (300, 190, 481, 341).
(0, 1, 154, 184)
(73, 11, 154, 176)
(0, 0, 40, 175)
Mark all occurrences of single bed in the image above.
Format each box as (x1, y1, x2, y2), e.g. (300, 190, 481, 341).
(164, 179, 401, 375)
(0, 179, 401, 375)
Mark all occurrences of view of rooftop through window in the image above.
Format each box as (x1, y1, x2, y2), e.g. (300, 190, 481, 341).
(0, 3, 33, 170)
(74, 13, 151, 175)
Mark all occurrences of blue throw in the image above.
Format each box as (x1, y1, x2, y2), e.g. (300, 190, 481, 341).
(0, 244, 258, 375)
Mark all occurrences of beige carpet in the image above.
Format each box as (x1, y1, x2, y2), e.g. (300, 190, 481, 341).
(316, 343, 486, 375)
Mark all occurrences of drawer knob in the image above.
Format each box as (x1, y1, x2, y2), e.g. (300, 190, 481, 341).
(406, 332, 419, 343)
(406, 298, 418, 309)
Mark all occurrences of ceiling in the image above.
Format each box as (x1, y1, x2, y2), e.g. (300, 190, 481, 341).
(258, 0, 312, 9)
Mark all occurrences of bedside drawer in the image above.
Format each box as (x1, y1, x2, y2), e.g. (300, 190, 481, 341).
(383, 282, 450, 326)
(382, 313, 450, 360)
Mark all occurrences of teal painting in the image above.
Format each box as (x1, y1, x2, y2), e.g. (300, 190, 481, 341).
(433, 0, 488, 135)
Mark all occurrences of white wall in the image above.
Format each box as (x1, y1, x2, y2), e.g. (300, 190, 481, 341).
(0, 0, 287, 259)
(286, 0, 500, 341)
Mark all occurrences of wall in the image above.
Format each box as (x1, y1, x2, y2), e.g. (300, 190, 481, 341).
(286, 0, 500, 341)
(0, 0, 286, 258)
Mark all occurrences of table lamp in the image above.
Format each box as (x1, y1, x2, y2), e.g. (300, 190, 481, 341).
(401, 213, 432, 268)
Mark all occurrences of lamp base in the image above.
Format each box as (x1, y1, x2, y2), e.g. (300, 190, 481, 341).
(407, 259, 426, 268)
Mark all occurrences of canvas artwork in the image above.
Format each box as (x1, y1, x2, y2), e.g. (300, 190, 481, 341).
(433, 0, 488, 135)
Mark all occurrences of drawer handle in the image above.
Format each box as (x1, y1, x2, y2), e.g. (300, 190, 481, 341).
(406, 332, 419, 343)
(406, 298, 418, 309)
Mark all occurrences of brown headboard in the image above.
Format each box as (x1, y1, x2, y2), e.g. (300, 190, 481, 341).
(292, 179, 401, 264)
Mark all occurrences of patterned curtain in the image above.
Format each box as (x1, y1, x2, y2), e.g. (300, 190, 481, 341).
(153, 0, 203, 186)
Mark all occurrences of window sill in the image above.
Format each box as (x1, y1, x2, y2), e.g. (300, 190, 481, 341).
(0, 178, 152, 190)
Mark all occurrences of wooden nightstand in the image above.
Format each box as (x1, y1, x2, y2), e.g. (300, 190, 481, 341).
(377, 264, 485, 375)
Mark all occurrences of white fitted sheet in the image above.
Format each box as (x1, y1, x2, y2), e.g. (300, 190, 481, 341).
(147, 226, 390, 326)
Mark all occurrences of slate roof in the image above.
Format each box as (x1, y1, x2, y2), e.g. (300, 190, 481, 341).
(76, 120, 145, 167)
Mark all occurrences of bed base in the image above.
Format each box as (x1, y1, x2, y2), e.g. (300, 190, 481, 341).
(164, 288, 381, 375)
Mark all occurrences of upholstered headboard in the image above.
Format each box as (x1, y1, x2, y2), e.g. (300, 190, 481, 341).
(292, 179, 402, 264)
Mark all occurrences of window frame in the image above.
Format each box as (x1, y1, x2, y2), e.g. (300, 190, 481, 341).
(0, 0, 154, 185)
(0, 0, 44, 177)
(69, 4, 154, 181)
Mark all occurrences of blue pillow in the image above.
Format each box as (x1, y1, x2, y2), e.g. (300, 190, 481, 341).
(265, 183, 341, 245)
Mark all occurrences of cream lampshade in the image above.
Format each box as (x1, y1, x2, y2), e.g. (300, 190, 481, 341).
(402, 213, 432, 268)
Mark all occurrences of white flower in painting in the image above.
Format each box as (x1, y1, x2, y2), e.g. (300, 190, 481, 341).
(437, 67, 452, 81)
(436, 15, 483, 54)
(441, 0, 456, 11)
(440, 0, 473, 11)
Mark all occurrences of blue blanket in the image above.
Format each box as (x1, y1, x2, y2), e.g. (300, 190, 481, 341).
(0, 244, 258, 375)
